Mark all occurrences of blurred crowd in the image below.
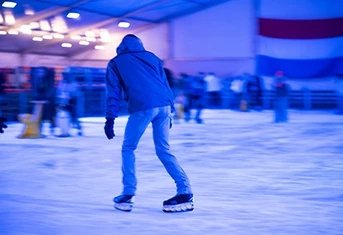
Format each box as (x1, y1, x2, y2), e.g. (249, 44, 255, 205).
(0, 66, 293, 137)
(3, 66, 342, 137)
(165, 69, 273, 123)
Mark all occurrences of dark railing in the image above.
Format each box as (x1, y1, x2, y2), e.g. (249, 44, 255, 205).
(0, 88, 338, 121)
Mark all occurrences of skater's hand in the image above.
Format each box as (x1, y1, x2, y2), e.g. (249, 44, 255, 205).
(0, 117, 7, 134)
(104, 117, 115, 139)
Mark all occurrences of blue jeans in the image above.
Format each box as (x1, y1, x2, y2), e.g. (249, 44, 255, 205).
(274, 97, 288, 123)
(121, 105, 192, 195)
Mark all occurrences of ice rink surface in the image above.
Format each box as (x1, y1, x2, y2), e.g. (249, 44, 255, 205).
(1, 109, 343, 235)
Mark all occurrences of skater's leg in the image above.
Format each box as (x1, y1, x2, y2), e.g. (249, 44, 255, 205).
(184, 95, 192, 122)
(194, 96, 203, 123)
(152, 106, 192, 195)
(121, 110, 152, 195)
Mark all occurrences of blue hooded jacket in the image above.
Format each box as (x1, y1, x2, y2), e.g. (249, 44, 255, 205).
(105, 34, 174, 118)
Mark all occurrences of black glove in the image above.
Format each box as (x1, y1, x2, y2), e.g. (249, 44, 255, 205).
(104, 117, 115, 139)
(0, 117, 7, 134)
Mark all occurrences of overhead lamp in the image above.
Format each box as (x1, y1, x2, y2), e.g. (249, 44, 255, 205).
(42, 34, 53, 40)
(51, 16, 68, 33)
(24, 5, 35, 15)
(61, 43, 72, 48)
(0, 30, 7, 35)
(118, 21, 130, 28)
(66, 12, 80, 19)
(2, 1, 17, 8)
(79, 40, 89, 46)
(52, 33, 64, 39)
(100, 29, 111, 43)
(32, 36, 43, 41)
(19, 25, 32, 34)
(94, 45, 104, 50)
(85, 37, 96, 42)
(85, 30, 95, 38)
(8, 29, 18, 35)
(4, 10, 15, 25)
(40, 20, 51, 31)
(29, 22, 40, 29)
(70, 35, 81, 40)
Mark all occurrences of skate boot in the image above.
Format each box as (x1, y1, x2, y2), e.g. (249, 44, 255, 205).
(113, 195, 134, 212)
(163, 194, 194, 213)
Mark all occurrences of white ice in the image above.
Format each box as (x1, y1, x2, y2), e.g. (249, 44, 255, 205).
(1, 109, 343, 235)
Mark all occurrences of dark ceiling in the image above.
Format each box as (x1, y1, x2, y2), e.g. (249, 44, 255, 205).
(0, 0, 230, 56)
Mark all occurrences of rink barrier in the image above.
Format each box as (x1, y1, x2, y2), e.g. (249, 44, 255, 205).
(0, 88, 338, 121)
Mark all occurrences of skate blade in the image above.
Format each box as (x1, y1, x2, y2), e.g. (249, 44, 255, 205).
(163, 202, 194, 213)
(114, 202, 133, 212)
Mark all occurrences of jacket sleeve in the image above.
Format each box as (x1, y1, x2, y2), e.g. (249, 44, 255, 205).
(105, 61, 122, 118)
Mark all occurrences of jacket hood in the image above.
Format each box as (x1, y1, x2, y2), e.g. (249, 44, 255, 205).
(116, 34, 145, 54)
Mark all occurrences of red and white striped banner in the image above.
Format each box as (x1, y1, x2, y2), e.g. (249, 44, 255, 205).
(256, 0, 343, 78)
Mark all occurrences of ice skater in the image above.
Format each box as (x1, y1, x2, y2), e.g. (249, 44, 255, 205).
(0, 116, 7, 133)
(273, 71, 290, 123)
(104, 34, 193, 213)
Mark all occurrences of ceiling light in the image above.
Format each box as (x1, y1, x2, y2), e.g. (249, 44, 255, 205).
(43, 34, 53, 40)
(85, 30, 95, 38)
(118, 21, 130, 28)
(100, 29, 111, 43)
(53, 33, 64, 39)
(40, 20, 51, 31)
(79, 40, 89, 46)
(85, 37, 96, 42)
(2, 1, 17, 8)
(0, 30, 7, 35)
(29, 22, 40, 29)
(66, 12, 80, 19)
(8, 29, 18, 35)
(19, 25, 32, 34)
(94, 45, 104, 50)
(51, 16, 68, 33)
(70, 35, 81, 40)
(4, 10, 15, 25)
(61, 43, 72, 48)
(32, 36, 43, 41)
(24, 5, 35, 15)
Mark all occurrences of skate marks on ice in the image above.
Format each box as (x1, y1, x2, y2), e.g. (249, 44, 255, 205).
(1, 110, 343, 234)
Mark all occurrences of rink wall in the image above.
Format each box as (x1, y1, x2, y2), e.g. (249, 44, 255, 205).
(165, 0, 256, 77)
(0, 52, 69, 68)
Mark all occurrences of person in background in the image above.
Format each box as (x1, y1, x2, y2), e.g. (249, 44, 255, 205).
(183, 72, 206, 123)
(245, 75, 264, 111)
(104, 34, 193, 213)
(0, 72, 6, 118)
(273, 71, 290, 123)
(0, 116, 7, 133)
(30, 67, 56, 135)
(163, 66, 174, 90)
(254, 75, 264, 110)
(230, 75, 244, 110)
(204, 72, 221, 108)
(335, 73, 343, 114)
(56, 70, 83, 136)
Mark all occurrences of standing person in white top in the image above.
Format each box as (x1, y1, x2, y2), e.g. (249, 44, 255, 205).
(56, 70, 83, 136)
(204, 72, 221, 108)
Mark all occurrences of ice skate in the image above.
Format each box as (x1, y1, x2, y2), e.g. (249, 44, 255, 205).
(163, 194, 194, 213)
(113, 195, 134, 212)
